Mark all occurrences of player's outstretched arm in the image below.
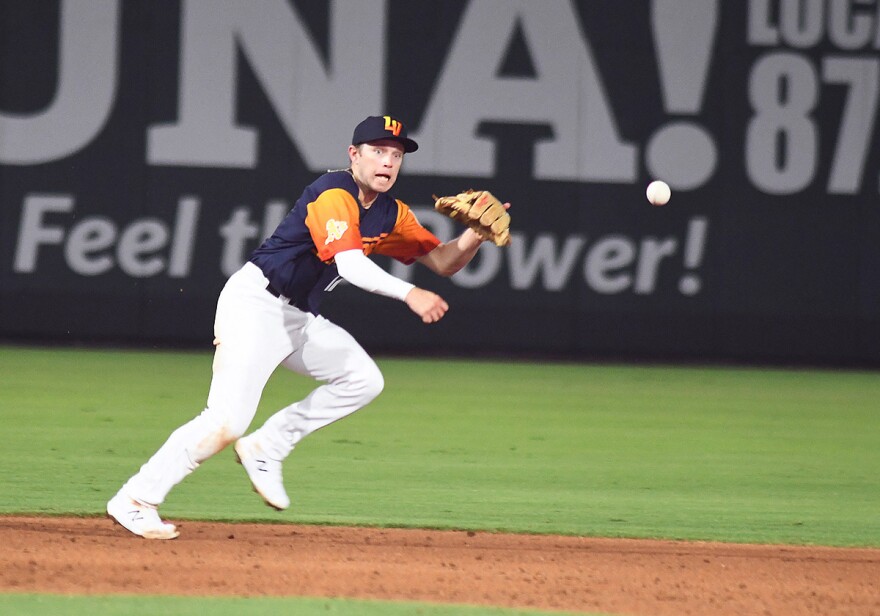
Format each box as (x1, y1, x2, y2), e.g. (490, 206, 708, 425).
(417, 227, 484, 277)
(418, 202, 510, 277)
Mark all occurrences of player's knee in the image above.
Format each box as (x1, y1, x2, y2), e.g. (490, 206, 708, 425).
(223, 418, 250, 441)
(348, 359, 384, 404)
(365, 367, 384, 402)
(183, 411, 243, 464)
(199, 405, 251, 442)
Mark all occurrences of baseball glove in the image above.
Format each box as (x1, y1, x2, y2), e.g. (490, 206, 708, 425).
(432, 189, 511, 247)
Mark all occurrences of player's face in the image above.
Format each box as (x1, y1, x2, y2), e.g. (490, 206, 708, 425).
(349, 140, 405, 200)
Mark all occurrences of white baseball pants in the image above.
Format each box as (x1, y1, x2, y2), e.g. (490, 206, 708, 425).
(121, 262, 384, 506)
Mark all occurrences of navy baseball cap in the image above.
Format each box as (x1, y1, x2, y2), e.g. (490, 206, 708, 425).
(351, 115, 418, 153)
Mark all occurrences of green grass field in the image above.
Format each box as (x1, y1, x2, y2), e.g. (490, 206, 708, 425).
(0, 594, 592, 616)
(1, 345, 878, 614)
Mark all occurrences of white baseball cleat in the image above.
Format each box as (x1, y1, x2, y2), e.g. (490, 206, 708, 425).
(234, 435, 290, 510)
(106, 490, 179, 540)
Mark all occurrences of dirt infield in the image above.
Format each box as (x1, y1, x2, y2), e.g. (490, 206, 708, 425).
(1, 516, 878, 615)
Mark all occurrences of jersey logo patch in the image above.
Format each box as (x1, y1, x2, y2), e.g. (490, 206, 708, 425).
(325, 219, 349, 244)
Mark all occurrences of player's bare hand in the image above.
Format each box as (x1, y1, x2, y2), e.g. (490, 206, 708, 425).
(405, 287, 448, 323)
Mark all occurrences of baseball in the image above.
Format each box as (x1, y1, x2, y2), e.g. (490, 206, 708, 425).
(646, 180, 671, 206)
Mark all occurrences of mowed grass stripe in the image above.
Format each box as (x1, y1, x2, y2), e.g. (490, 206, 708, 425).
(0, 346, 877, 546)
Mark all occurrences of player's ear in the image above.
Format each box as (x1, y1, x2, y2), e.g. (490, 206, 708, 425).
(348, 144, 359, 163)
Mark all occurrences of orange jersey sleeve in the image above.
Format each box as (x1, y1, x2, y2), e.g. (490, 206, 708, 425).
(305, 188, 364, 261)
(373, 200, 442, 264)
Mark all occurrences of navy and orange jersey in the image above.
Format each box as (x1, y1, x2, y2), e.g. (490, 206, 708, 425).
(249, 170, 441, 314)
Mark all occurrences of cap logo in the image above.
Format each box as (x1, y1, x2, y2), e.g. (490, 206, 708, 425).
(383, 116, 402, 137)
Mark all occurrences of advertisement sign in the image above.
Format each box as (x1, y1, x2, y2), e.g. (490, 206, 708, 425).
(1, 0, 878, 363)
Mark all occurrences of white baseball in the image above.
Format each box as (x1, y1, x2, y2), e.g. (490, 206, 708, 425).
(646, 180, 671, 206)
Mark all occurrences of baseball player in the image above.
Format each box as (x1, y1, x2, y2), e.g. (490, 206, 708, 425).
(107, 115, 507, 539)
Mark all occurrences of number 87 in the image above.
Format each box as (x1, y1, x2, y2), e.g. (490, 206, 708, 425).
(746, 52, 879, 196)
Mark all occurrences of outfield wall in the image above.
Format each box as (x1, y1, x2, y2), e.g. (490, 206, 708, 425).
(1, 1, 879, 364)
